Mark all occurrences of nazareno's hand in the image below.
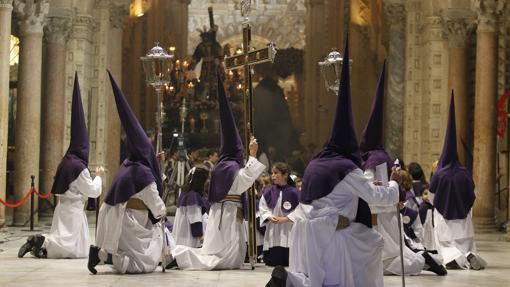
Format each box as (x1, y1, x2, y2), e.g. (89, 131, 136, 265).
(249, 136, 258, 158)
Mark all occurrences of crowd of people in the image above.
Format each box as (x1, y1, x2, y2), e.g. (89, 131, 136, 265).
(16, 38, 486, 287)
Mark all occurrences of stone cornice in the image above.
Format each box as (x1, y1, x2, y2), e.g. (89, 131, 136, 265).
(14, 0, 49, 35)
(0, 0, 13, 9)
(445, 18, 475, 47)
(305, 0, 325, 8)
(383, 2, 406, 26)
(72, 14, 96, 41)
(44, 16, 71, 45)
(472, 0, 506, 32)
(109, 3, 129, 29)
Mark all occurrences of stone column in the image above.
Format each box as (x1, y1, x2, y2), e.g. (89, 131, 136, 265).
(104, 3, 128, 190)
(40, 16, 71, 211)
(166, 0, 190, 59)
(12, 0, 48, 226)
(303, 0, 327, 148)
(472, 0, 505, 229)
(383, 1, 406, 159)
(0, 0, 13, 227)
(445, 17, 472, 167)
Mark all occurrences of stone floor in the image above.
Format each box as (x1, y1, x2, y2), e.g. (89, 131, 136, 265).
(1, 214, 510, 287)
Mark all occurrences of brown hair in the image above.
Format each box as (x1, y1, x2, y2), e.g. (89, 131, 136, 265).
(184, 166, 210, 195)
(399, 169, 413, 192)
(272, 162, 295, 187)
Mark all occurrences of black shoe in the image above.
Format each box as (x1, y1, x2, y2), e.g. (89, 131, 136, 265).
(266, 265, 287, 287)
(18, 235, 36, 258)
(467, 253, 483, 270)
(445, 260, 461, 270)
(422, 252, 447, 276)
(32, 235, 46, 258)
(88, 245, 101, 274)
(165, 259, 178, 270)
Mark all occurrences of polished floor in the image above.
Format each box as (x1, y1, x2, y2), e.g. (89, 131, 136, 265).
(1, 215, 509, 287)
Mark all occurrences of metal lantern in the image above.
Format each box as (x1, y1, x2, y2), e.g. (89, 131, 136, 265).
(318, 48, 352, 95)
(141, 43, 174, 88)
(140, 42, 174, 169)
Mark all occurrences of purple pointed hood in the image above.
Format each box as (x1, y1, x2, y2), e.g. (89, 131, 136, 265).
(360, 61, 393, 176)
(430, 92, 475, 220)
(300, 35, 372, 228)
(208, 75, 244, 202)
(104, 71, 163, 210)
(51, 73, 89, 195)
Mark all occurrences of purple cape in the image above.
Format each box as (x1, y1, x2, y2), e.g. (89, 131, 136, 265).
(104, 71, 163, 224)
(51, 73, 89, 195)
(177, 190, 211, 210)
(209, 75, 244, 202)
(361, 149, 393, 179)
(263, 184, 299, 213)
(430, 93, 475, 220)
(412, 181, 426, 197)
(300, 35, 372, 228)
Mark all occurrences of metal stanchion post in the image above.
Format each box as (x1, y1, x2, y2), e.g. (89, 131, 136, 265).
(30, 175, 35, 231)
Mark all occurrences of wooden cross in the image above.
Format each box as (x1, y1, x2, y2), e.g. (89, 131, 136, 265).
(224, 0, 276, 269)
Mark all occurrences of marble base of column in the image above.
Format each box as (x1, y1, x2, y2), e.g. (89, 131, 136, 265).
(473, 216, 498, 233)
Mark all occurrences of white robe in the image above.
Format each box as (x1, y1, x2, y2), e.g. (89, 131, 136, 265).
(286, 169, 399, 287)
(259, 191, 293, 250)
(427, 192, 486, 269)
(421, 208, 438, 251)
(43, 169, 102, 258)
(377, 212, 426, 275)
(403, 215, 425, 251)
(173, 204, 206, 248)
(434, 209, 487, 269)
(95, 182, 167, 274)
(364, 169, 425, 275)
(173, 156, 265, 270)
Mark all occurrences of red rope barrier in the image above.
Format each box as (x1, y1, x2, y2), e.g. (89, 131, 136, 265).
(34, 189, 52, 199)
(0, 188, 34, 208)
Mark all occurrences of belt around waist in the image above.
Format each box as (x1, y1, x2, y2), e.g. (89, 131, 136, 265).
(221, 195, 242, 203)
(126, 198, 148, 210)
(371, 214, 378, 226)
(336, 215, 350, 230)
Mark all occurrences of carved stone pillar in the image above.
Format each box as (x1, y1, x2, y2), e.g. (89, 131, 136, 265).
(445, 18, 472, 167)
(13, 0, 48, 225)
(40, 16, 71, 213)
(0, 0, 13, 227)
(104, 3, 128, 190)
(303, 0, 327, 148)
(472, 0, 505, 229)
(166, 0, 190, 58)
(383, 1, 406, 159)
